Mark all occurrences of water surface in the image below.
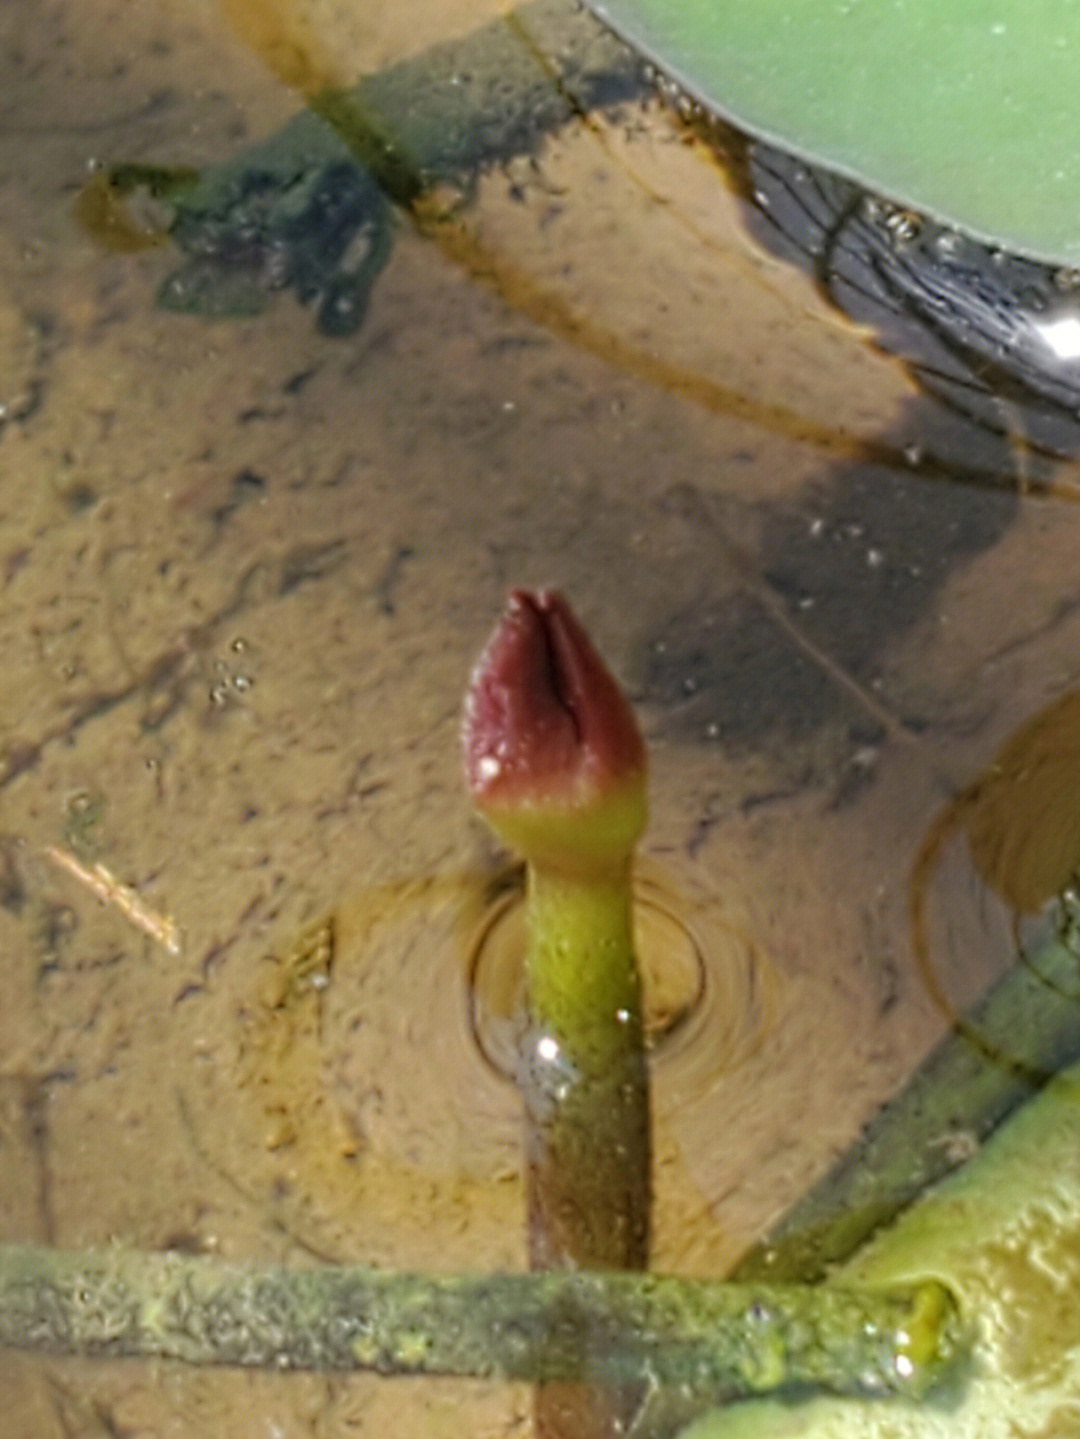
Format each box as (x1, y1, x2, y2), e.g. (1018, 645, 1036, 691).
(3, 1, 1080, 1433)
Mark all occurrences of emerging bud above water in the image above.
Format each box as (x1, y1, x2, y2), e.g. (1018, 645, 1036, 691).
(462, 589, 646, 872)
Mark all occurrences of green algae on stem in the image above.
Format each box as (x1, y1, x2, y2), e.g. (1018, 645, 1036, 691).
(0, 1243, 960, 1401)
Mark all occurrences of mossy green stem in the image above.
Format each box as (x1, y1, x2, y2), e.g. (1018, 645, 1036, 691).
(0, 1243, 959, 1400)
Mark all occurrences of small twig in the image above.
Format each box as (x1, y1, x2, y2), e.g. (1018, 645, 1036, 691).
(43, 846, 182, 956)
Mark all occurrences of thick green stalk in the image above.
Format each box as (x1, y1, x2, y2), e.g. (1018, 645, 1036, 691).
(682, 1054, 1080, 1438)
(520, 858, 652, 1439)
(521, 859, 651, 1272)
(0, 1243, 959, 1400)
(520, 857, 651, 1439)
(734, 899, 1080, 1283)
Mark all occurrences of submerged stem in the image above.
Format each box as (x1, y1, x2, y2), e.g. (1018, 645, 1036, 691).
(0, 1243, 960, 1400)
(735, 898, 1080, 1283)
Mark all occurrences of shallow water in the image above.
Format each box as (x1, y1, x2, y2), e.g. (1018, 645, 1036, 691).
(4, 1, 1080, 1434)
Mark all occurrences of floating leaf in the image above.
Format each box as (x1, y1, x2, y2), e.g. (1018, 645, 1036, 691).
(586, 0, 1080, 263)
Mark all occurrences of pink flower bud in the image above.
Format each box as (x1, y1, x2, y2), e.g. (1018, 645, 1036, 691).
(463, 590, 646, 869)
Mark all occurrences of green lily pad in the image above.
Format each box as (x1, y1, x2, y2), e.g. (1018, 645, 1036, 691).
(585, 0, 1080, 264)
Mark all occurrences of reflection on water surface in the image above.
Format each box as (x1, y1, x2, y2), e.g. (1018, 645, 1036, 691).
(3, 0, 1080, 1434)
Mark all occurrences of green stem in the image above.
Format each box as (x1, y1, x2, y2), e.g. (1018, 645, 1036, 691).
(518, 858, 650, 1436)
(521, 859, 651, 1272)
(0, 1243, 959, 1399)
(735, 899, 1080, 1283)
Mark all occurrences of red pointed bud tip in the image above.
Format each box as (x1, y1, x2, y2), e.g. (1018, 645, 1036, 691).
(462, 589, 647, 870)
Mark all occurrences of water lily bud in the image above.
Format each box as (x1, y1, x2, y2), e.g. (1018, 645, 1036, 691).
(463, 589, 646, 873)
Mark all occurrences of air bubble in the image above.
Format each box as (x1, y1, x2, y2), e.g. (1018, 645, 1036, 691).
(933, 230, 964, 263)
(883, 208, 922, 245)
